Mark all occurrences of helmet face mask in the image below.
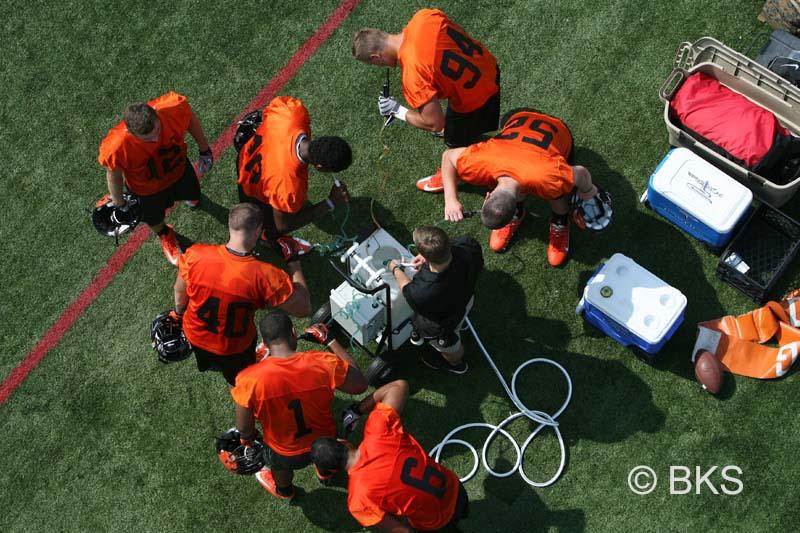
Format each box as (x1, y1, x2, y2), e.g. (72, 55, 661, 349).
(150, 311, 192, 363)
(91, 193, 142, 238)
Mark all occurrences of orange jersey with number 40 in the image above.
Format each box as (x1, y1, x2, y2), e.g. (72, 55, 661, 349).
(177, 245, 294, 355)
(457, 110, 575, 200)
(399, 9, 498, 113)
(231, 351, 349, 456)
(98, 92, 192, 196)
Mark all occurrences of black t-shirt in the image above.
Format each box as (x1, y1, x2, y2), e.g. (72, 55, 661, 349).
(402, 237, 484, 336)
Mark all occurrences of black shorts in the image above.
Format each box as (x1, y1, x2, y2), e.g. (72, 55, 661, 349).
(267, 448, 311, 472)
(138, 159, 200, 226)
(444, 69, 501, 148)
(192, 339, 256, 386)
(237, 185, 280, 241)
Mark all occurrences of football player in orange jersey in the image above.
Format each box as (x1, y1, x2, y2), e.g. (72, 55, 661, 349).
(98, 92, 213, 265)
(352, 10, 500, 169)
(310, 379, 469, 532)
(231, 310, 368, 501)
(436, 108, 612, 267)
(173, 203, 312, 386)
(236, 96, 352, 261)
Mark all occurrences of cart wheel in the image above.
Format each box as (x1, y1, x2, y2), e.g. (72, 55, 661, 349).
(310, 302, 332, 325)
(365, 355, 394, 386)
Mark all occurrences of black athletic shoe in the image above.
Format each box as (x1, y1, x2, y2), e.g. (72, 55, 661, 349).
(421, 351, 468, 375)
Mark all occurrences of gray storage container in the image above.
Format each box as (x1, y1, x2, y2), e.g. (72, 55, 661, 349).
(659, 37, 800, 206)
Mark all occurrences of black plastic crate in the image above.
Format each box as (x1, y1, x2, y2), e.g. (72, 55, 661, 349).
(716, 203, 800, 303)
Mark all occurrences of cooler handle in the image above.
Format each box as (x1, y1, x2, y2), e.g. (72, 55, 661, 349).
(659, 68, 686, 102)
(673, 41, 695, 70)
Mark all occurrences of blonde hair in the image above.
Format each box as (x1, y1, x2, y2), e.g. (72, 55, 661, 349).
(228, 203, 263, 233)
(352, 28, 388, 61)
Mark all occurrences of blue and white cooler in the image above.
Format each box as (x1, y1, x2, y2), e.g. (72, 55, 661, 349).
(577, 253, 687, 356)
(641, 148, 752, 248)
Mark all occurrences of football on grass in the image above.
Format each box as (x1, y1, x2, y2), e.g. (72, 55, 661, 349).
(694, 350, 723, 394)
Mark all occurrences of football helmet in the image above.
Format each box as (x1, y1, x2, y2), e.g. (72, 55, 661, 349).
(91, 193, 142, 240)
(233, 110, 263, 153)
(571, 188, 612, 232)
(150, 311, 192, 364)
(216, 428, 268, 475)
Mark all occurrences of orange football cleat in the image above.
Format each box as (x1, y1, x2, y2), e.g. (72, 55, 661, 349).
(255, 469, 295, 501)
(547, 221, 570, 267)
(158, 225, 182, 266)
(416, 169, 444, 193)
(488, 210, 526, 252)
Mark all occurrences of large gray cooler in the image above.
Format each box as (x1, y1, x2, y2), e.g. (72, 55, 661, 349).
(659, 37, 800, 207)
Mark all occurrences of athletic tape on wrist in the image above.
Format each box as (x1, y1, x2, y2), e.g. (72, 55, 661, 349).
(395, 106, 408, 121)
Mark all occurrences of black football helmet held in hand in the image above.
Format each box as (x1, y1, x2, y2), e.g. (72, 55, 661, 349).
(91, 193, 142, 240)
(150, 311, 192, 364)
(216, 428, 268, 475)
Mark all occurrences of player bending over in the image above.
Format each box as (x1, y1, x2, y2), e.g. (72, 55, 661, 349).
(98, 92, 213, 265)
(236, 96, 352, 261)
(353, 9, 500, 155)
(230, 310, 367, 501)
(387, 226, 482, 374)
(434, 108, 612, 266)
(173, 203, 311, 386)
(311, 379, 469, 532)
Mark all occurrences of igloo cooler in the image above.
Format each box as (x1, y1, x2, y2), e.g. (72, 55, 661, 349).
(577, 253, 687, 356)
(642, 148, 752, 248)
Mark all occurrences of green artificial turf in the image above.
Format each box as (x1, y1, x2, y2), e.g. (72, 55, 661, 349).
(1, 0, 798, 531)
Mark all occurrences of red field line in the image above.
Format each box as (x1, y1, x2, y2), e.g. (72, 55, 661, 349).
(0, 0, 362, 406)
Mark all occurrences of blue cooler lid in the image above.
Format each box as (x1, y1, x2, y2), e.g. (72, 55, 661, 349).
(649, 148, 752, 233)
(584, 253, 687, 345)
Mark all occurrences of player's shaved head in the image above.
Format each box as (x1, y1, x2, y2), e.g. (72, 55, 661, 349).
(310, 437, 349, 471)
(259, 310, 294, 345)
(228, 203, 263, 233)
(481, 189, 518, 229)
(123, 103, 158, 136)
(352, 28, 388, 61)
(413, 226, 451, 264)
(309, 136, 352, 172)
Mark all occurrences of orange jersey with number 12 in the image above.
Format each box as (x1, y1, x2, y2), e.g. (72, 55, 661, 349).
(399, 9, 498, 113)
(177, 244, 294, 355)
(230, 351, 349, 456)
(98, 92, 192, 196)
(346, 403, 460, 531)
(457, 110, 575, 200)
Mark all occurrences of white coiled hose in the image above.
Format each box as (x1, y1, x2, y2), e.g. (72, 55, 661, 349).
(429, 317, 572, 488)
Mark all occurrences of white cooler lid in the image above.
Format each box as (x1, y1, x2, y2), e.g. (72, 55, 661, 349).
(649, 148, 752, 233)
(584, 253, 687, 344)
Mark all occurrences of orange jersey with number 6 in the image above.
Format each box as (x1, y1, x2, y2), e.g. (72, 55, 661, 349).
(346, 403, 460, 531)
(236, 96, 311, 213)
(399, 9, 498, 113)
(456, 110, 575, 199)
(98, 92, 192, 196)
(177, 245, 293, 355)
(231, 351, 349, 456)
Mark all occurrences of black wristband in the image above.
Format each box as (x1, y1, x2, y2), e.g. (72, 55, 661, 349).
(392, 265, 403, 274)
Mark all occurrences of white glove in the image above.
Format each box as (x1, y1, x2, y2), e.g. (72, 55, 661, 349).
(377, 95, 408, 121)
(197, 148, 213, 176)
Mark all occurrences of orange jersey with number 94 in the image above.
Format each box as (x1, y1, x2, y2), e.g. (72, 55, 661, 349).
(98, 92, 192, 196)
(399, 9, 499, 113)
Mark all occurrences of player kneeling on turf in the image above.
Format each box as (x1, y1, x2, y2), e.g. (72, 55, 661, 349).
(432, 108, 612, 267)
(387, 226, 482, 374)
(230, 310, 367, 501)
(235, 96, 352, 261)
(311, 380, 469, 532)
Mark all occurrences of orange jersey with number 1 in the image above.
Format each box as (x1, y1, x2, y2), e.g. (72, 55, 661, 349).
(177, 244, 294, 355)
(346, 403, 460, 531)
(98, 92, 192, 196)
(456, 110, 575, 200)
(237, 96, 311, 213)
(399, 9, 498, 113)
(230, 351, 349, 456)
